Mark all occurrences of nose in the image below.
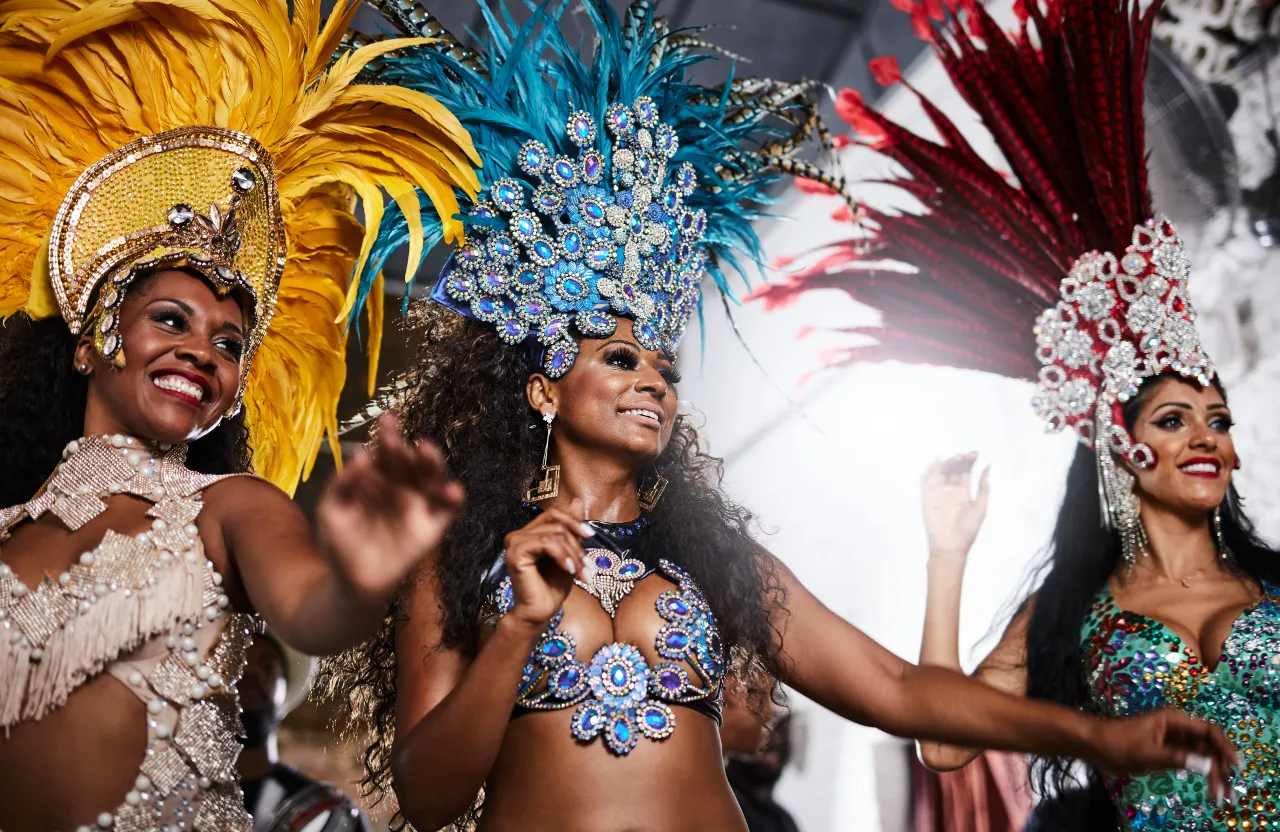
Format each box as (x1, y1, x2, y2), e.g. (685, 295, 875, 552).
(636, 367, 668, 399)
(1189, 420, 1218, 451)
(174, 333, 217, 371)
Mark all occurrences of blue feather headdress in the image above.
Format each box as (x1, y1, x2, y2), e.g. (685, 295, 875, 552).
(347, 0, 847, 385)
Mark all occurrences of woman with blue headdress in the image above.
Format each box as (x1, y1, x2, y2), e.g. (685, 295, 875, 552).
(316, 2, 1240, 830)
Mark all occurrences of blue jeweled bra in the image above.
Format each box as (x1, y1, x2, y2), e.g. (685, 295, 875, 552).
(482, 516, 724, 755)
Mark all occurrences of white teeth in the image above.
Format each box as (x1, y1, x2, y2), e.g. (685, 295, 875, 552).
(153, 375, 204, 403)
(623, 408, 660, 423)
(1180, 463, 1219, 474)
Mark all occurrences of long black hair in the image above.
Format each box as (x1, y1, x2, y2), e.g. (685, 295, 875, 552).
(0, 304, 252, 506)
(314, 303, 786, 829)
(1023, 374, 1280, 828)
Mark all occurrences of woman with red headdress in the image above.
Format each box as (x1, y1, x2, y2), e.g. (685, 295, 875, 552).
(760, 0, 1280, 827)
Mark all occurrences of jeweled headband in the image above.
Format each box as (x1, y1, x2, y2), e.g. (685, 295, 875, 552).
(49, 126, 284, 411)
(342, 0, 850, 391)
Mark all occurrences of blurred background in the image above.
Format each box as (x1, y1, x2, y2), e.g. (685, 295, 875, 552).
(275, 0, 1280, 829)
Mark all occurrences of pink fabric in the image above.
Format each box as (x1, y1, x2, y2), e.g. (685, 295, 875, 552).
(911, 751, 1033, 832)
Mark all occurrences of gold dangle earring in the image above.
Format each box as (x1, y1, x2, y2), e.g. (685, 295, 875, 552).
(525, 411, 560, 502)
(638, 467, 668, 512)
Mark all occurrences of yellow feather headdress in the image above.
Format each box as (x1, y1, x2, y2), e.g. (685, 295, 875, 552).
(0, 0, 481, 493)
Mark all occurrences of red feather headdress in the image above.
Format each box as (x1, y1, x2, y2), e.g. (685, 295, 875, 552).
(755, 0, 1217, 559)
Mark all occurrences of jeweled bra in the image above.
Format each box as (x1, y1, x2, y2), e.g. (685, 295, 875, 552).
(1082, 583, 1280, 830)
(0, 436, 256, 831)
(481, 514, 724, 755)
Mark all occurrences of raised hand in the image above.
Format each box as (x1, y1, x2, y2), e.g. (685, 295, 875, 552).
(1087, 709, 1238, 803)
(921, 452, 989, 565)
(504, 499, 594, 628)
(317, 415, 466, 601)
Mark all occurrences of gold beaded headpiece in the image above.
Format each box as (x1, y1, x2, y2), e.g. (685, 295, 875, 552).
(51, 127, 285, 407)
(0, 0, 481, 492)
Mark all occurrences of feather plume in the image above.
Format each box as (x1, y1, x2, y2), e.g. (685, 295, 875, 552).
(351, 0, 832, 314)
(755, 0, 1157, 380)
(0, 0, 481, 492)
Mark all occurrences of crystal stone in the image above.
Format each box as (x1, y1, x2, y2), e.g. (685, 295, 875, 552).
(231, 167, 257, 192)
(168, 204, 194, 227)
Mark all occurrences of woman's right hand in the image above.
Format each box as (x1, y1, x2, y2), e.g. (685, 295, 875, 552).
(504, 499, 594, 628)
(1086, 709, 1238, 803)
(922, 452, 990, 566)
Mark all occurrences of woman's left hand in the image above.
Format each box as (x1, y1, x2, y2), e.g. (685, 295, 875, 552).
(316, 415, 465, 601)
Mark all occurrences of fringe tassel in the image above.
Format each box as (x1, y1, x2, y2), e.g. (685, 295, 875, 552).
(0, 560, 205, 726)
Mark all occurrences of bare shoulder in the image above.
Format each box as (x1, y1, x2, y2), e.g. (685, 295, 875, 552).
(200, 474, 298, 518)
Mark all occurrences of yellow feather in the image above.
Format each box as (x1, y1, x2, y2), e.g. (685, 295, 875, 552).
(0, 0, 481, 493)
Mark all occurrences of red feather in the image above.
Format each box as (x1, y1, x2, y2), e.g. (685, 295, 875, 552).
(754, 0, 1159, 380)
(869, 56, 902, 86)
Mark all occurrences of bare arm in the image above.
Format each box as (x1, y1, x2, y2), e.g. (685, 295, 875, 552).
(390, 569, 546, 829)
(391, 505, 593, 831)
(207, 416, 464, 655)
(914, 453, 1027, 770)
(917, 594, 1030, 770)
(771, 556, 1235, 786)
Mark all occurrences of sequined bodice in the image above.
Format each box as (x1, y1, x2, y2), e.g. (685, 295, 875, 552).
(1081, 583, 1280, 830)
(482, 515, 725, 756)
(0, 437, 256, 831)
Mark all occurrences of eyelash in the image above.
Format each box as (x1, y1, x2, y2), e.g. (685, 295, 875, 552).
(602, 346, 681, 384)
(151, 308, 243, 361)
(1154, 414, 1234, 431)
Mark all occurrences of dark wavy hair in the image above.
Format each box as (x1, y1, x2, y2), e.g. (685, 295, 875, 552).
(1023, 374, 1280, 830)
(315, 303, 786, 829)
(0, 291, 252, 506)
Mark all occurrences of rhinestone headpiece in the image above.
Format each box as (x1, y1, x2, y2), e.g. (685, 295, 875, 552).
(49, 126, 284, 414)
(1031, 216, 1215, 464)
(435, 98, 705, 377)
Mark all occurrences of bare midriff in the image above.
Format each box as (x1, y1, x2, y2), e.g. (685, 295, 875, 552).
(479, 708, 747, 832)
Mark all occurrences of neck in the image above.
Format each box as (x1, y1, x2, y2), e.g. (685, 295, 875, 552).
(235, 737, 279, 782)
(1137, 496, 1217, 577)
(544, 446, 644, 522)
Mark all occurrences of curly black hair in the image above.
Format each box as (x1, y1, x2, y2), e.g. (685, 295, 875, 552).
(315, 303, 786, 830)
(1022, 374, 1280, 830)
(0, 308, 252, 507)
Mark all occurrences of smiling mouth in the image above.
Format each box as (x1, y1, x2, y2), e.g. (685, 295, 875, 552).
(1179, 461, 1221, 477)
(621, 408, 662, 426)
(153, 374, 207, 405)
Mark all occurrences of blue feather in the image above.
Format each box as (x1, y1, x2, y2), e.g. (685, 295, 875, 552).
(355, 0, 816, 354)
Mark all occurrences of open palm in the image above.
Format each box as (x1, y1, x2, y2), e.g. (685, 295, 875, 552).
(317, 416, 465, 600)
(921, 452, 990, 561)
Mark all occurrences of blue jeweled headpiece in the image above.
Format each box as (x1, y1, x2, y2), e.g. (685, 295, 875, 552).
(438, 97, 707, 375)
(348, 0, 848, 380)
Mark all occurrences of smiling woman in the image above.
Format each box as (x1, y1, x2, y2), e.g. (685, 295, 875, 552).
(0, 1, 481, 830)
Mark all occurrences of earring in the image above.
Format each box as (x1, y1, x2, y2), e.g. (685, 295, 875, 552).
(638, 471, 668, 512)
(1097, 448, 1148, 570)
(76, 363, 89, 375)
(1213, 506, 1234, 562)
(525, 411, 560, 502)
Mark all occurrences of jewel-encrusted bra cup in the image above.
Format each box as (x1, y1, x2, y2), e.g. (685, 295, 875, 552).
(483, 519, 724, 756)
(1082, 584, 1280, 830)
(0, 436, 256, 832)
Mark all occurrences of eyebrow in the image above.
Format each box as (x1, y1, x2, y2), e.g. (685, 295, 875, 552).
(1152, 401, 1230, 413)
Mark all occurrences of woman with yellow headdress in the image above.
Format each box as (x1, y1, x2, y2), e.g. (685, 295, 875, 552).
(0, 1, 480, 829)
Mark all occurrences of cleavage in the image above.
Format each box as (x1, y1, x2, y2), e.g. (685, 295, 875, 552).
(1111, 580, 1263, 673)
(2, 498, 154, 590)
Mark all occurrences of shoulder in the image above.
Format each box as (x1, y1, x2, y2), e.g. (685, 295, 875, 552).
(200, 474, 301, 523)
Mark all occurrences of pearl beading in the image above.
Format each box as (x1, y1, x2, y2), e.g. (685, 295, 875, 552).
(0, 435, 255, 832)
